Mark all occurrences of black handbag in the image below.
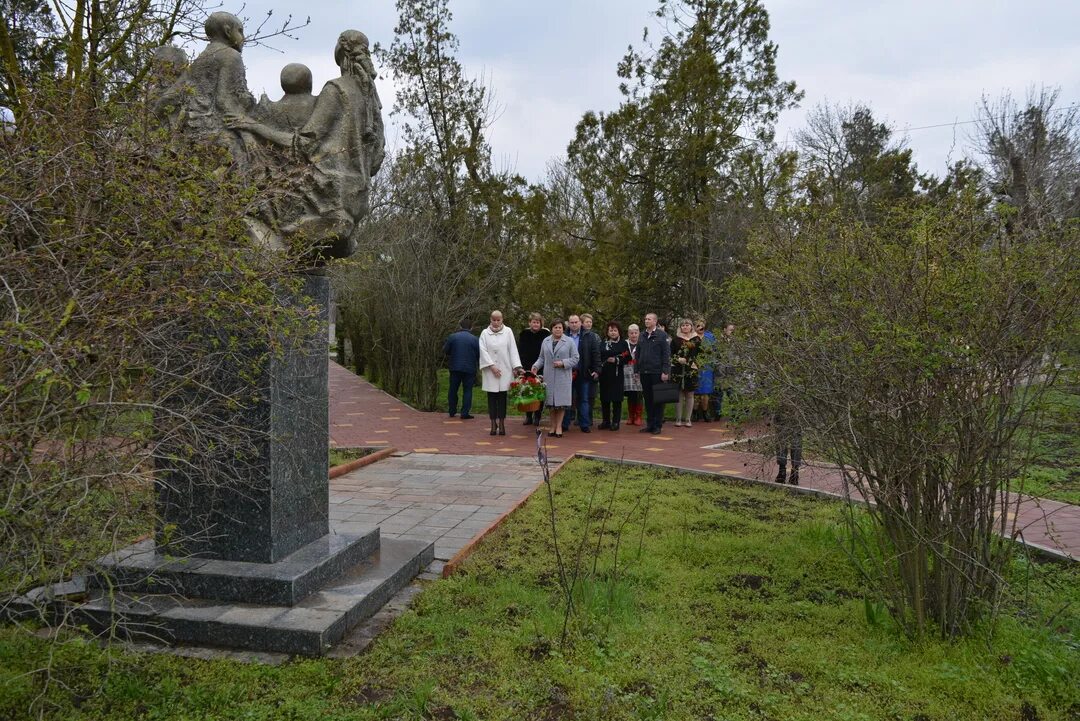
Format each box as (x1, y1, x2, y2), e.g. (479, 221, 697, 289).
(652, 381, 680, 404)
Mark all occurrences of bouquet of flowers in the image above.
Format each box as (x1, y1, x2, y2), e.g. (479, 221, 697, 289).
(509, 373, 547, 412)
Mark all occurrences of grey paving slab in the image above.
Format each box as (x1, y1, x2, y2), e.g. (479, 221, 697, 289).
(330, 454, 544, 562)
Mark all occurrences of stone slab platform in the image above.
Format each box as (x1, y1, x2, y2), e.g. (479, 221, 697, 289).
(12, 538, 434, 656)
(92, 530, 381, 606)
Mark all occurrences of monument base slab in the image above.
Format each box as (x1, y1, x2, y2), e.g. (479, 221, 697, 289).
(10, 538, 434, 656)
(92, 530, 381, 606)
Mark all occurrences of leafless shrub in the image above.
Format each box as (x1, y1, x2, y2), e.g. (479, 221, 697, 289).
(0, 86, 316, 647)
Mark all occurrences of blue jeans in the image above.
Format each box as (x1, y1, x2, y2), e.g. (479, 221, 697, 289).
(563, 378, 593, 430)
(448, 370, 475, 416)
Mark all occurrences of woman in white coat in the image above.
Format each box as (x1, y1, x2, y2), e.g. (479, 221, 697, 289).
(479, 310, 523, 436)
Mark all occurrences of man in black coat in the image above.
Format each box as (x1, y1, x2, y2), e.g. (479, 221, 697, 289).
(562, 313, 602, 433)
(637, 312, 671, 434)
(516, 312, 550, 426)
(443, 318, 480, 419)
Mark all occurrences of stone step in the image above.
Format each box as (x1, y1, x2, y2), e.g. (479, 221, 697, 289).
(91, 529, 382, 606)
(12, 538, 434, 656)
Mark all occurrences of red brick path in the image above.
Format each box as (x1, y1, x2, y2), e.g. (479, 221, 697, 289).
(329, 361, 1078, 560)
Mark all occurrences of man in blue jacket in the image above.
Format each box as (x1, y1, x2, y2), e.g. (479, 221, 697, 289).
(443, 319, 480, 419)
(562, 313, 602, 433)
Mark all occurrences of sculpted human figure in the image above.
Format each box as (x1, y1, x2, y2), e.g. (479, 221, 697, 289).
(255, 63, 317, 134)
(229, 29, 385, 260)
(158, 12, 256, 162)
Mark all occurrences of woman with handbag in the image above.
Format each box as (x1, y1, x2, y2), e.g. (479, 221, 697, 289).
(531, 318, 578, 438)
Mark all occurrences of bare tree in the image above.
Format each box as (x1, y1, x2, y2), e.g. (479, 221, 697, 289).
(728, 191, 1079, 638)
(973, 87, 1080, 235)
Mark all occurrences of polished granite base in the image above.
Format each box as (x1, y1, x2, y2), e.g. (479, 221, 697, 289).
(11, 537, 433, 656)
(92, 530, 381, 606)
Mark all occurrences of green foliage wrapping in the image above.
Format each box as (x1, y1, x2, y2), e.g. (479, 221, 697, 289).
(726, 190, 1079, 638)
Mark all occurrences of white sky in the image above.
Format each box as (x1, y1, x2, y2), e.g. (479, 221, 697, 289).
(228, 0, 1078, 182)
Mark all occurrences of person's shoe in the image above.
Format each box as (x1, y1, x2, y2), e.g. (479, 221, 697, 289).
(449, 412, 457, 418)
(598, 422, 610, 430)
(684, 419, 692, 428)
(490, 420, 497, 436)
(639, 427, 652, 433)
(650, 428, 662, 434)
(461, 414, 474, 420)
(498, 419, 506, 436)
(581, 426, 591, 433)
(674, 420, 683, 427)
(789, 469, 800, 486)
(611, 422, 620, 431)
(774, 467, 787, 484)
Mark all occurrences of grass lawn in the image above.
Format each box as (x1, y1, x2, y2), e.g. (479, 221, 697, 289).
(330, 447, 377, 468)
(1015, 384, 1080, 505)
(2, 460, 1076, 720)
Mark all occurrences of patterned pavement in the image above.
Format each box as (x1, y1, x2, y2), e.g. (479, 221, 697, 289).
(328, 361, 1078, 561)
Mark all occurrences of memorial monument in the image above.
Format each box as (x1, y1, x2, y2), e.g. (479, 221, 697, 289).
(13, 14, 429, 656)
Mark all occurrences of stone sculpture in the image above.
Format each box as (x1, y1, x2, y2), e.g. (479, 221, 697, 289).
(17, 17, 427, 657)
(157, 16, 385, 262)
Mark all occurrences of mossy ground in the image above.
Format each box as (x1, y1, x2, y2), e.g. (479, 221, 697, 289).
(2, 460, 1076, 720)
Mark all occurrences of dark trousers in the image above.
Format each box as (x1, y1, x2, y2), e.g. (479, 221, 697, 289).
(525, 408, 543, 424)
(563, 378, 593, 430)
(487, 391, 508, 420)
(712, 386, 735, 418)
(640, 373, 665, 431)
(601, 399, 622, 426)
(775, 418, 802, 467)
(448, 370, 475, 416)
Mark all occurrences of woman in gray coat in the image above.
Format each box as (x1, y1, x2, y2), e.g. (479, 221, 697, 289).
(531, 318, 579, 438)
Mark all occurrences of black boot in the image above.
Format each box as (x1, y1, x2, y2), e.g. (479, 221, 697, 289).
(490, 419, 497, 436)
(498, 418, 506, 436)
(774, 465, 787, 484)
(789, 468, 799, 486)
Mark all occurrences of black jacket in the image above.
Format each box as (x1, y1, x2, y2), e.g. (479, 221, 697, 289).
(517, 327, 550, 370)
(571, 330, 602, 379)
(637, 327, 671, 375)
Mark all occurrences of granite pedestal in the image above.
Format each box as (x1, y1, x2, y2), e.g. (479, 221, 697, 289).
(5, 275, 433, 656)
(154, 274, 331, 564)
(13, 535, 434, 656)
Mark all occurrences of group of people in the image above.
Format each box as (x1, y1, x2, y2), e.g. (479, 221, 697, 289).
(443, 311, 738, 437)
(443, 311, 802, 485)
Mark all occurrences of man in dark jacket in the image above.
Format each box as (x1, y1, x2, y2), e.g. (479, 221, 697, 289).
(562, 313, 602, 433)
(516, 312, 550, 426)
(637, 312, 671, 434)
(443, 318, 480, 419)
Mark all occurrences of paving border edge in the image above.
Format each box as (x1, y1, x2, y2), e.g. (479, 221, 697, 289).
(439, 452, 1073, 572)
(441, 454, 575, 578)
(329, 447, 398, 479)
(583, 454, 1076, 564)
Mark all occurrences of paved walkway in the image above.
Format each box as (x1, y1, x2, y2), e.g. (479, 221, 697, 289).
(328, 362, 1078, 560)
(330, 454, 542, 562)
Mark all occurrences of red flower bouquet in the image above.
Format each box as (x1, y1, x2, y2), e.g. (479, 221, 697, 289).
(509, 375, 547, 412)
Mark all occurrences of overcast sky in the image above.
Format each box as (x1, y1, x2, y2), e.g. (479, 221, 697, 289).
(230, 0, 1079, 183)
